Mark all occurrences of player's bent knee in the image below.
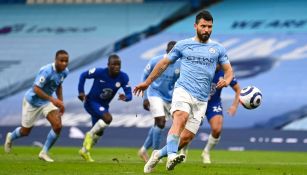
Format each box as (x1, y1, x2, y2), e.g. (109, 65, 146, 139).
(102, 115, 113, 125)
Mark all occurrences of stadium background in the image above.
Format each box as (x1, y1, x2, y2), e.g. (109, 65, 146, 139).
(0, 0, 307, 152)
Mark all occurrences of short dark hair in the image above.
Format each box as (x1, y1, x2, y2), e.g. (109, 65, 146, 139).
(195, 10, 213, 24)
(166, 41, 177, 53)
(55, 50, 68, 58)
(108, 54, 120, 63)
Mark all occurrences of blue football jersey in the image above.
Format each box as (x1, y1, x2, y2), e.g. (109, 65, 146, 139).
(167, 38, 230, 101)
(78, 68, 132, 106)
(143, 55, 180, 103)
(25, 63, 69, 107)
(208, 70, 238, 104)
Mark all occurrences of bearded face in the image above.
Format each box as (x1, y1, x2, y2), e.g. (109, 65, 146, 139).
(194, 19, 213, 43)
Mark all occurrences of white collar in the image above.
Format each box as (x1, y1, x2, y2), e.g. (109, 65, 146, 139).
(52, 63, 56, 71)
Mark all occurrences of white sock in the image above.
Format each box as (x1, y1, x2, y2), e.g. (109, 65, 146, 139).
(204, 134, 220, 153)
(89, 119, 108, 136)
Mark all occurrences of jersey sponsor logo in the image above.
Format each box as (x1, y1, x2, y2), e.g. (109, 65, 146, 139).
(88, 68, 96, 75)
(186, 56, 215, 65)
(100, 88, 113, 99)
(99, 106, 105, 111)
(115, 82, 121, 88)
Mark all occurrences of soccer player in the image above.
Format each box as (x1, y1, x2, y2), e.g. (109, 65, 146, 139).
(138, 41, 180, 162)
(179, 65, 240, 164)
(78, 54, 132, 162)
(4, 50, 69, 162)
(134, 10, 234, 173)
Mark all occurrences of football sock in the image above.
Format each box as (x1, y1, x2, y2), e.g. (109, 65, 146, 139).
(166, 134, 179, 156)
(152, 126, 163, 150)
(89, 119, 108, 136)
(143, 127, 153, 150)
(204, 134, 220, 152)
(158, 145, 168, 159)
(10, 127, 22, 141)
(42, 129, 59, 153)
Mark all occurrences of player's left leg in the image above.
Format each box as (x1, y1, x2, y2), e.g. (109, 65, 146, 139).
(202, 114, 223, 164)
(39, 108, 62, 162)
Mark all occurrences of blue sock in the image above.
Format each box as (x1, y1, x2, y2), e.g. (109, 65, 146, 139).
(166, 134, 179, 156)
(143, 127, 153, 149)
(152, 126, 163, 150)
(42, 130, 59, 153)
(10, 127, 22, 141)
(158, 145, 168, 159)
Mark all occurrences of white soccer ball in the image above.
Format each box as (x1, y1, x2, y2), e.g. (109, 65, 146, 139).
(239, 86, 262, 109)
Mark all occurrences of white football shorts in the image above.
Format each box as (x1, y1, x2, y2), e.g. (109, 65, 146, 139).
(170, 87, 208, 134)
(22, 98, 58, 128)
(148, 96, 172, 120)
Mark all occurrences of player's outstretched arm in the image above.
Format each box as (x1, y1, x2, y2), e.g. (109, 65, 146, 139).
(133, 57, 171, 96)
(227, 83, 241, 116)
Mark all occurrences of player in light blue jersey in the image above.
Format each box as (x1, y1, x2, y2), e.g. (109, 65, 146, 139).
(179, 65, 240, 163)
(134, 11, 234, 173)
(4, 50, 69, 162)
(138, 41, 180, 162)
(78, 54, 132, 162)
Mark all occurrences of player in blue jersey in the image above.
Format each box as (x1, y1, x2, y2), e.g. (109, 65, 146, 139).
(138, 41, 179, 162)
(201, 66, 240, 164)
(4, 50, 69, 162)
(179, 65, 240, 163)
(78, 54, 132, 162)
(134, 10, 234, 173)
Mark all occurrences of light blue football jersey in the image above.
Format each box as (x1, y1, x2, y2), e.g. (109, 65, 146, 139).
(25, 63, 69, 107)
(167, 38, 230, 101)
(143, 55, 180, 103)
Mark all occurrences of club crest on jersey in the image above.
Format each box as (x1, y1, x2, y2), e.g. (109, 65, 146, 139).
(88, 68, 96, 75)
(39, 76, 45, 83)
(145, 64, 151, 71)
(115, 82, 121, 88)
(175, 68, 180, 74)
(99, 107, 105, 111)
(209, 47, 216, 54)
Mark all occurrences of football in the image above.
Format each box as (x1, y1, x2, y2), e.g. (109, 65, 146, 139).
(239, 86, 262, 109)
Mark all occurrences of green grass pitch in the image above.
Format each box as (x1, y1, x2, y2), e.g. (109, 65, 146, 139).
(1, 146, 307, 175)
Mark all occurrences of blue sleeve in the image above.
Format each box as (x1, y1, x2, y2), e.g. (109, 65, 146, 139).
(218, 46, 230, 65)
(34, 67, 50, 88)
(122, 73, 132, 102)
(230, 76, 238, 87)
(78, 68, 98, 93)
(167, 43, 182, 63)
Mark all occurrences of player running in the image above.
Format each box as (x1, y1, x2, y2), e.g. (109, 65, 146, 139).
(4, 50, 69, 162)
(134, 10, 233, 173)
(78, 54, 132, 162)
(138, 41, 180, 162)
